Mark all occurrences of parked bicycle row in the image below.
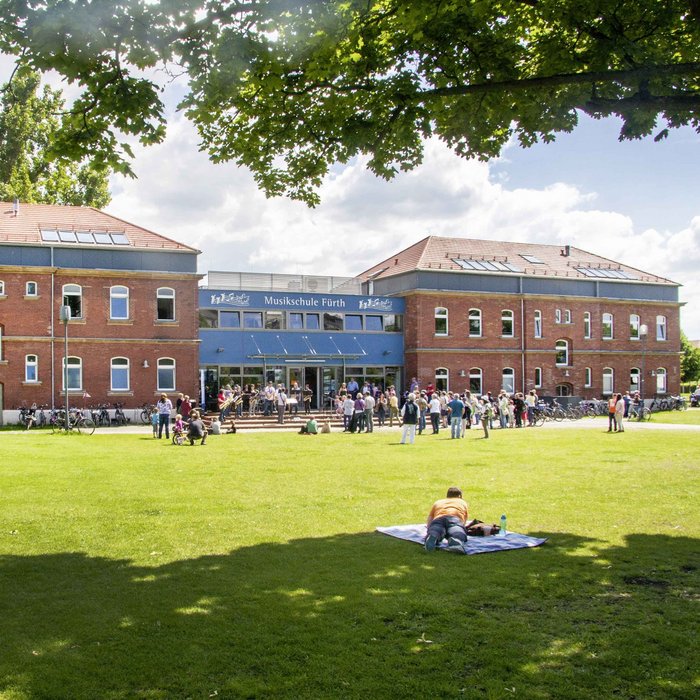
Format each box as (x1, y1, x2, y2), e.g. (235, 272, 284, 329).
(13, 403, 131, 431)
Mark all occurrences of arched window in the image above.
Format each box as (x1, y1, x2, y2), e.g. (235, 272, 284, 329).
(656, 315, 667, 341)
(555, 309, 562, 324)
(110, 285, 129, 320)
(555, 339, 569, 366)
(656, 368, 667, 393)
(0, 280, 4, 295)
(534, 367, 542, 388)
(564, 309, 571, 324)
(469, 368, 482, 396)
(468, 308, 481, 337)
(584, 367, 592, 387)
(602, 313, 614, 340)
(157, 357, 176, 391)
(25, 354, 38, 383)
(583, 312, 592, 339)
(62, 284, 82, 319)
(629, 367, 640, 393)
(111, 357, 130, 391)
(157, 287, 175, 321)
(533, 310, 542, 338)
(26, 281, 38, 297)
(602, 368, 614, 395)
(63, 356, 82, 390)
(501, 309, 514, 337)
(434, 307, 448, 336)
(502, 367, 515, 394)
(629, 314, 640, 340)
(435, 367, 449, 392)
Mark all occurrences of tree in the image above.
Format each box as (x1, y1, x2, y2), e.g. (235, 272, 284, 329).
(680, 331, 700, 383)
(1, 0, 698, 204)
(0, 66, 111, 207)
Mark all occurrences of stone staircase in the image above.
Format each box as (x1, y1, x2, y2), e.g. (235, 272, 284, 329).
(205, 410, 347, 433)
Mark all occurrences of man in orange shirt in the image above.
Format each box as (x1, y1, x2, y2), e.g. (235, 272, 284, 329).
(425, 487, 469, 552)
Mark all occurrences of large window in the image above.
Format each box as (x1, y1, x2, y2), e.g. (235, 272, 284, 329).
(502, 367, 515, 394)
(469, 368, 482, 395)
(435, 307, 448, 336)
(602, 313, 614, 340)
(365, 315, 383, 332)
(157, 358, 176, 391)
(110, 285, 129, 320)
(534, 367, 542, 388)
(111, 357, 130, 391)
(583, 312, 591, 339)
(629, 314, 640, 340)
(221, 311, 241, 328)
(602, 368, 614, 395)
(555, 309, 561, 324)
(384, 314, 403, 332)
(157, 287, 175, 321)
(0, 281, 4, 295)
(435, 367, 449, 392)
(584, 367, 592, 388)
(323, 312, 343, 331)
(534, 310, 542, 338)
(656, 368, 667, 393)
(264, 311, 284, 330)
(564, 309, 571, 324)
(289, 312, 304, 330)
(501, 310, 514, 337)
(345, 314, 363, 331)
(243, 311, 263, 328)
(63, 284, 82, 319)
(468, 308, 482, 337)
(63, 356, 82, 390)
(26, 281, 38, 297)
(630, 367, 640, 393)
(656, 315, 667, 341)
(25, 354, 38, 383)
(555, 339, 569, 366)
(199, 310, 218, 328)
(306, 313, 320, 330)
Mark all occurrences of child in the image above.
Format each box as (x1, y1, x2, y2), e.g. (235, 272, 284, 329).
(150, 407, 159, 438)
(173, 413, 185, 436)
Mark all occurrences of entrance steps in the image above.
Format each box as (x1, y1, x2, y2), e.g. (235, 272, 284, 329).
(206, 411, 346, 432)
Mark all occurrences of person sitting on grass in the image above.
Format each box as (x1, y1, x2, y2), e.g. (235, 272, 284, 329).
(299, 417, 318, 435)
(187, 410, 207, 445)
(425, 487, 469, 553)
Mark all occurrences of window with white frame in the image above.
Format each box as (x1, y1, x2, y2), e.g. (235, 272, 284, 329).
(502, 367, 515, 394)
(63, 356, 82, 390)
(534, 367, 542, 388)
(434, 307, 448, 336)
(468, 308, 481, 337)
(435, 367, 449, 392)
(0, 280, 4, 295)
(602, 368, 614, 395)
(656, 315, 667, 341)
(629, 314, 640, 340)
(584, 367, 592, 387)
(583, 312, 591, 339)
(555, 309, 562, 324)
(110, 285, 129, 320)
(534, 310, 542, 338)
(111, 357, 130, 391)
(656, 367, 667, 393)
(501, 309, 514, 337)
(25, 354, 38, 382)
(629, 367, 640, 393)
(157, 357, 176, 391)
(469, 368, 482, 396)
(564, 309, 571, 324)
(26, 281, 38, 296)
(62, 284, 82, 319)
(602, 313, 614, 339)
(157, 287, 175, 321)
(555, 339, 569, 366)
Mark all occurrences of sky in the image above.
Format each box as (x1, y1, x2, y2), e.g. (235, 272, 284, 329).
(2, 54, 698, 337)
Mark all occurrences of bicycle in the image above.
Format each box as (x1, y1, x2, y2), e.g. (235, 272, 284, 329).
(140, 404, 155, 424)
(113, 402, 128, 426)
(51, 408, 96, 434)
(628, 403, 651, 421)
(17, 406, 37, 429)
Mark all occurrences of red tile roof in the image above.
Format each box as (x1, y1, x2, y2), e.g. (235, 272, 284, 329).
(0, 202, 199, 253)
(358, 236, 676, 285)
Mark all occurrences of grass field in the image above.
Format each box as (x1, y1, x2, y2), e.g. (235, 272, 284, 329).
(1, 425, 698, 699)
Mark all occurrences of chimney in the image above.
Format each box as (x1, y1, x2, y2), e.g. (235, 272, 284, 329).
(561, 245, 571, 257)
(13, 198, 19, 217)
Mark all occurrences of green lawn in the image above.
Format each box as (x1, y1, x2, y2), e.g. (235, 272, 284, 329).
(1, 427, 698, 699)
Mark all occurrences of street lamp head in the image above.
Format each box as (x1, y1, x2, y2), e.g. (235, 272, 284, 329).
(639, 323, 648, 337)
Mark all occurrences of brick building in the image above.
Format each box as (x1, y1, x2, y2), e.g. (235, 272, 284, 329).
(0, 202, 200, 423)
(358, 237, 681, 399)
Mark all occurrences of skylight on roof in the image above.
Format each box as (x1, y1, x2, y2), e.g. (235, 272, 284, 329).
(575, 267, 638, 280)
(520, 253, 545, 264)
(39, 229, 130, 247)
(452, 259, 523, 273)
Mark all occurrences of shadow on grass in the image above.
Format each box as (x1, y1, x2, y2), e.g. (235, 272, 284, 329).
(0, 531, 697, 699)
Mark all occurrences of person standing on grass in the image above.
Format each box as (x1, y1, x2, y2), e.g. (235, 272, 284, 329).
(276, 386, 288, 424)
(364, 391, 375, 432)
(157, 393, 172, 439)
(480, 397, 494, 438)
(342, 394, 355, 431)
(429, 392, 442, 434)
(607, 394, 618, 432)
(447, 393, 464, 439)
(615, 393, 625, 432)
(400, 393, 418, 444)
(150, 406, 159, 438)
(388, 390, 400, 426)
(425, 486, 469, 552)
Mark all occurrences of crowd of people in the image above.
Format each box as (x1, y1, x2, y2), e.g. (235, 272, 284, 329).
(216, 381, 314, 424)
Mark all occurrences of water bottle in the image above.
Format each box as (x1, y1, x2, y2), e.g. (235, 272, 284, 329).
(499, 514, 507, 536)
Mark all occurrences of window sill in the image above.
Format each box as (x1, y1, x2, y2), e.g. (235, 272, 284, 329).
(22, 381, 42, 386)
(66, 319, 86, 325)
(155, 320, 179, 326)
(24, 295, 40, 300)
(108, 320, 133, 325)
(108, 391, 134, 396)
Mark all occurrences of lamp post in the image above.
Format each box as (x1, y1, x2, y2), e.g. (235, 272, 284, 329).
(639, 323, 648, 402)
(59, 305, 71, 431)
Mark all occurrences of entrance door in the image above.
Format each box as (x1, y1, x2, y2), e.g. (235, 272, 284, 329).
(304, 367, 319, 410)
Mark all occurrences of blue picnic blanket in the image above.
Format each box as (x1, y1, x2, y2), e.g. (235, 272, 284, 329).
(376, 523, 547, 555)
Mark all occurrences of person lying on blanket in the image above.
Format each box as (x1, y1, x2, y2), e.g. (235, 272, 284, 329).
(425, 487, 469, 552)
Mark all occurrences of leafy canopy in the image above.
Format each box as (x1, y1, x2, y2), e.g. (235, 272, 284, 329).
(1, 0, 698, 204)
(0, 66, 111, 207)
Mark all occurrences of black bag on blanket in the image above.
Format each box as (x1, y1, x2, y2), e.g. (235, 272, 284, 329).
(466, 520, 500, 536)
